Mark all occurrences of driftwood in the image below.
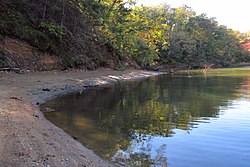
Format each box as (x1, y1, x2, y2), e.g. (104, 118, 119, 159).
(0, 67, 21, 73)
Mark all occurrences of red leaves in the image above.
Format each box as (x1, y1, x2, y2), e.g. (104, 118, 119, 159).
(242, 42, 250, 50)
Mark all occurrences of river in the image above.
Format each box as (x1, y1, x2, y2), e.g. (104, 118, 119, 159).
(41, 68, 250, 167)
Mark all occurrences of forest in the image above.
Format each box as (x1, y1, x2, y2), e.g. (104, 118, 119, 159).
(0, 0, 250, 70)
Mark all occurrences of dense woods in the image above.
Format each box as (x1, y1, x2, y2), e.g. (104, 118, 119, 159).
(0, 0, 250, 70)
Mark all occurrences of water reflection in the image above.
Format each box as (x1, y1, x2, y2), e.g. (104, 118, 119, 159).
(41, 72, 250, 167)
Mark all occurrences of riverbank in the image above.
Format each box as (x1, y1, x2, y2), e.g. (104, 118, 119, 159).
(0, 69, 162, 167)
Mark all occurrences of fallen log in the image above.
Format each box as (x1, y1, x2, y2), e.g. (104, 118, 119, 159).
(0, 67, 21, 73)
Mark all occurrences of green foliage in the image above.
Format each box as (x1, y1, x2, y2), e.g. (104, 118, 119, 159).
(39, 22, 68, 39)
(156, 6, 249, 68)
(0, 0, 115, 69)
(133, 39, 156, 66)
(0, 0, 249, 69)
(0, 10, 67, 54)
(82, 1, 249, 68)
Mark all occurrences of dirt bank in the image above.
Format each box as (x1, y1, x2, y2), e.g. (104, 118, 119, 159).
(0, 69, 162, 167)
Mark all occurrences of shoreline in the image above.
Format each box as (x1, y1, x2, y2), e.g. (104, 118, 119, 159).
(0, 69, 163, 167)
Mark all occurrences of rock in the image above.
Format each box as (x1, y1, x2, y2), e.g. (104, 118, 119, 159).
(42, 88, 50, 92)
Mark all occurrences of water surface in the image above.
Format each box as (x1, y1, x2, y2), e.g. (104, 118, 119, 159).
(41, 69, 250, 167)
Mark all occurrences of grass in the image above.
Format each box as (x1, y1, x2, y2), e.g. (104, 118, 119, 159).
(177, 67, 250, 77)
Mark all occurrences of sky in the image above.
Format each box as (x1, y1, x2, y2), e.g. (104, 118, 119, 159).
(136, 0, 250, 33)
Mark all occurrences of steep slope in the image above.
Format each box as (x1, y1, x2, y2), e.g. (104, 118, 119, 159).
(0, 0, 123, 71)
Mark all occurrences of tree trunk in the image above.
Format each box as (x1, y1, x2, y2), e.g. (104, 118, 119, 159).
(42, 0, 47, 20)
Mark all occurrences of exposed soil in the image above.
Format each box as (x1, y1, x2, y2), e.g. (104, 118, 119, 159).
(0, 69, 162, 167)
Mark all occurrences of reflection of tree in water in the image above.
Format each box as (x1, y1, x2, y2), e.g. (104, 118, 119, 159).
(42, 74, 244, 165)
(242, 77, 250, 99)
(91, 75, 241, 164)
(97, 75, 242, 136)
(112, 134, 167, 167)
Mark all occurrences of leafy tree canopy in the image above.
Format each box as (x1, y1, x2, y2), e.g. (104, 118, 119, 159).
(0, 0, 249, 69)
